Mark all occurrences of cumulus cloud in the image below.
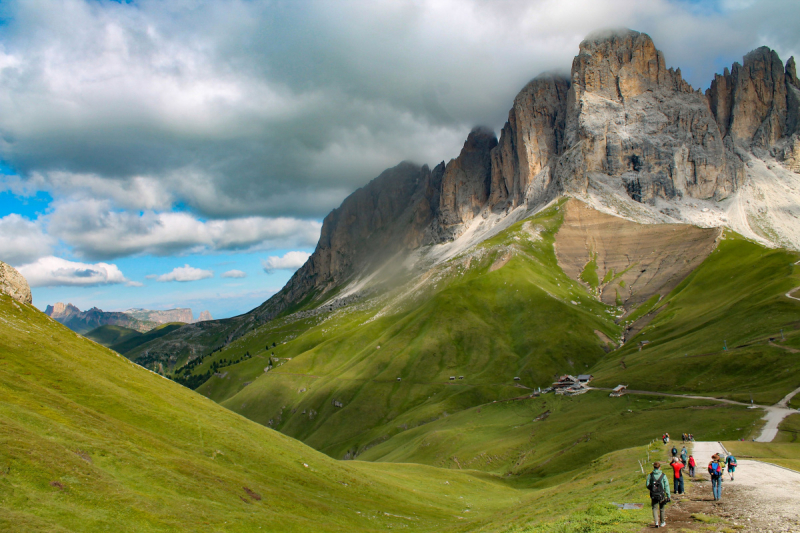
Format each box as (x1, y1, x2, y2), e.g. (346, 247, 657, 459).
(0, 214, 54, 265)
(1, 0, 796, 222)
(221, 269, 247, 279)
(18, 256, 128, 287)
(46, 198, 321, 260)
(262, 251, 311, 274)
(157, 264, 214, 283)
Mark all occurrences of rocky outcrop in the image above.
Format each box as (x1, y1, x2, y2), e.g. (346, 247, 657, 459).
(489, 74, 570, 213)
(198, 311, 213, 322)
(558, 30, 743, 204)
(434, 128, 497, 239)
(0, 261, 32, 305)
(706, 47, 798, 148)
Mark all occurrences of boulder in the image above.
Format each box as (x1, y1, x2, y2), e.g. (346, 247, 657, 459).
(0, 261, 32, 305)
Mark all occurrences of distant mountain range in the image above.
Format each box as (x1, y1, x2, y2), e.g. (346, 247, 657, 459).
(44, 302, 212, 335)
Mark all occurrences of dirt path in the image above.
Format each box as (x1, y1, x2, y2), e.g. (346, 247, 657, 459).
(690, 441, 800, 532)
(786, 285, 800, 302)
(642, 442, 800, 531)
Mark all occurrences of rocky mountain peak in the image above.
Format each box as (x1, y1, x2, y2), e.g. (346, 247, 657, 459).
(0, 261, 32, 305)
(570, 29, 691, 103)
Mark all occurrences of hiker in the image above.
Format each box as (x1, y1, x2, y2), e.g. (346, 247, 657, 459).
(670, 456, 685, 495)
(646, 461, 670, 528)
(680, 446, 688, 464)
(662, 433, 667, 445)
(708, 454, 723, 501)
(671, 445, 678, 458)
(688, 455, 696, 477)
(725, 454, 737, 481)
(665, 433, 670, 443)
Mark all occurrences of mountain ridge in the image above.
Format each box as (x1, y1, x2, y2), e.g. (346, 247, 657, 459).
(45, 302, 212, 335)
(131, 28, 800, 372)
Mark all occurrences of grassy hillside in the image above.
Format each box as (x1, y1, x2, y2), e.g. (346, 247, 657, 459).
(591, 232, 800, 404)
(110, 322, 185, 356)
(358, 391, 761, 484)
(182, 203, 799, 468)
(190, 203, 625, 459)
(84, 325, 140, 347)
(1, 295, 531, 532)
(0, 293, 687, 532)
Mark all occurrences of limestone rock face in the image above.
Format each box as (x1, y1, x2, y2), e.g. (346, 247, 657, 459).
(489, 74, 569, 213)
(198, 310, 213, 322)
(559, 29, 741, 204)
(0, 261, 32, 305)
(707, 47, 791, 148)
(435, 128, 497, 239)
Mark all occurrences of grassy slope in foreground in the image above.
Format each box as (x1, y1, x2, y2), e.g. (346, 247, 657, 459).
(0, 295, 531, 532)
(200, 203, 622, 459)
(1, 293, 685, 532)
(591, 232, 800, 404)
(84, 325, 140, 347)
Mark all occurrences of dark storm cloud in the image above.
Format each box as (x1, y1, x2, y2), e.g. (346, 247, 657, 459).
(0, 0, 798, 223)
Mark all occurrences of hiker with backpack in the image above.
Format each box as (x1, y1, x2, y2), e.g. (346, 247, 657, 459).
(680, 446, 688, 465)
(646, 461, 671, 528)
(708, 454, 724, 501)
(671, 445, 678, 458)
(670, 456, 685, 495)
(725, 454, 737, 481)
(688, 455, 696, 477)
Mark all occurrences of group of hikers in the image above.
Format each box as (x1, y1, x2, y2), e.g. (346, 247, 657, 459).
(645, 440, 737, 528)
(660, 432, 695, 444)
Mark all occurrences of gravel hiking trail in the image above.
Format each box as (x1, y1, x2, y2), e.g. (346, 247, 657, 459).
(643, 441, 800, 531)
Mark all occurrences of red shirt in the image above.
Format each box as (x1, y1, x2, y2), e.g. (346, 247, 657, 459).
(671, 462, 684, 478)
(688, 457, 696, 467)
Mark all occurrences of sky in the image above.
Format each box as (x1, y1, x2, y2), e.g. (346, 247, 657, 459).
(0, 0, 798, 319)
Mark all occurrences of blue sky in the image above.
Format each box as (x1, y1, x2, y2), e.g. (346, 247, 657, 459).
(0, 0, 797, 319)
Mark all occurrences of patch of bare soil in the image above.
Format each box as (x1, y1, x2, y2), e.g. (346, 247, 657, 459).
(554, 199, 719, 311)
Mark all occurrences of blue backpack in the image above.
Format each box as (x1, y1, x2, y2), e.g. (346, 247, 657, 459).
(709, 460, 722, 477)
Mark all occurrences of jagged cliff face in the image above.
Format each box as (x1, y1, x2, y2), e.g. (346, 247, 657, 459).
(558, 31, 743, 203)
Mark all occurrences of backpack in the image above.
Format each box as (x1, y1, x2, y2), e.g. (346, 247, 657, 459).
(727, 456, 737, 467)
(709, 461, 721, 477)
(671, 447, 678, 456)
(648, 472, 667, 502)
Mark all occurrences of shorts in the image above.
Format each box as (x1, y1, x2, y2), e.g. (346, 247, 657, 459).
(728, 466, 736, 473)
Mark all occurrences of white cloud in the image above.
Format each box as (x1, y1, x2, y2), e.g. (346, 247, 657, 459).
(47, 197, 322, 260)
(2, 0, 796, 223)
(221, 269, 247, 278)
(0, 214, 54, 266)
(18, 256, 128, 287)
(157, 264, 213, 283)
(262, 251, 311, 274)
